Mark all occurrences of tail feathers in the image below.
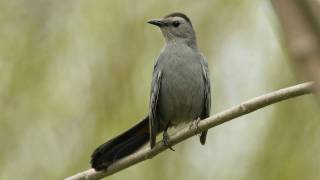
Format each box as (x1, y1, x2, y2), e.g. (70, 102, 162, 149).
(91, 116, 150, 171)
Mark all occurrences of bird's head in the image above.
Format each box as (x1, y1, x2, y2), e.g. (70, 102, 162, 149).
(148, 12, 197, 48)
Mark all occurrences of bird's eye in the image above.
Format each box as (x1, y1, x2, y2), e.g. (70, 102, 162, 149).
(172, 21, 180, 27)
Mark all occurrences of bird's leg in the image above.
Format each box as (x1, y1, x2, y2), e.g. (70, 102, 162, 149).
(194, 117, 201, 135)
(163, 122, 175, 151)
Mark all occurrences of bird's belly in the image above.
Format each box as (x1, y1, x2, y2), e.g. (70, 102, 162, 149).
(158, 68, 204, 127)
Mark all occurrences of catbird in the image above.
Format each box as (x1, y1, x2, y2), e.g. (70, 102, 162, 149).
(91, 12, 211, 171)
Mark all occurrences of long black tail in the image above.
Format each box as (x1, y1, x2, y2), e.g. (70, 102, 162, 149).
(91, 116, 150, 171)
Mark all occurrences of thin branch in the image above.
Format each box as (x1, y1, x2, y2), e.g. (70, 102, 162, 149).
(65, 82, 315, 180)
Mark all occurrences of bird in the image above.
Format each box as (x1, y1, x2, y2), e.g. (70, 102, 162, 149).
(91, 12, 211, 171)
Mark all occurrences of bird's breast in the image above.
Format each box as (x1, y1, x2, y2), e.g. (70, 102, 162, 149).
(157, 54, 205, 127)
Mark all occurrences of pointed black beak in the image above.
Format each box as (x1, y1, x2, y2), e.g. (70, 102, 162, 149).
(147, 19, 166, 27)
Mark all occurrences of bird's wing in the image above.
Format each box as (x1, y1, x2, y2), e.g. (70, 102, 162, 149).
(149, 63, 162, 148)
(199, 55, 211, 145)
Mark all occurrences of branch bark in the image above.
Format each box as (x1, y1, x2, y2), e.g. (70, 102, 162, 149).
(65, 82, 316, 180)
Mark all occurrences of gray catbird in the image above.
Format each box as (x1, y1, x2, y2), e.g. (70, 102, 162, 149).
(91, 12, 211, 171)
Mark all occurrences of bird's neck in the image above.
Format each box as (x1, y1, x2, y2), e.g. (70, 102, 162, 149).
(164, 38, 198, 50)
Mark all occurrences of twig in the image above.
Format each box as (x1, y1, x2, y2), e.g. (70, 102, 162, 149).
(65, 82, 315, 180)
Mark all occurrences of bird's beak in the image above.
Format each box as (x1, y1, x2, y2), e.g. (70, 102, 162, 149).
(147, 19, 166, 27)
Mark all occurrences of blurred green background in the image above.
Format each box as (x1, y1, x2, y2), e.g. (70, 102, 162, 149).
(0, 0, 319, 179)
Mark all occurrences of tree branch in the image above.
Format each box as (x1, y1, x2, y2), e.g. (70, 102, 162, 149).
(65, 82, 316, 180)
(272, 0, 320, 89)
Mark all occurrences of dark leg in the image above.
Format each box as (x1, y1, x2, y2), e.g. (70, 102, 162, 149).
(189, 117, 201, 134)
(195, 117, 201, 134)
(163, 122, 175, 151)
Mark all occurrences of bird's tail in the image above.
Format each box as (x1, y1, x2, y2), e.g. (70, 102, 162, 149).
(91, 116, 150, 171)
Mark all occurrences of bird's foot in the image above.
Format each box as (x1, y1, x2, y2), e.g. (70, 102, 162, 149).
(193, 117, 201, 135)
(163, 131, 175, 151)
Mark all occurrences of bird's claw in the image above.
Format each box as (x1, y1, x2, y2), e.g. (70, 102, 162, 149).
(194, 117, 201, 134)
(163, 131, 175, 151)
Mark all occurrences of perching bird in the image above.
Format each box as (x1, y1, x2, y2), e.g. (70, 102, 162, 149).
(91, 12, 211, 171)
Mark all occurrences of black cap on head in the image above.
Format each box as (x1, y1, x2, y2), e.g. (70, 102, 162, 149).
(164, 12, 191, 24)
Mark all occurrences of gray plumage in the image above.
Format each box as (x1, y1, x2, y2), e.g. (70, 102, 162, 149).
(148, 12, 211, 148)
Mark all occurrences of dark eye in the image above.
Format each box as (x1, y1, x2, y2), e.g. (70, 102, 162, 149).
(172, 21, 180, 27)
